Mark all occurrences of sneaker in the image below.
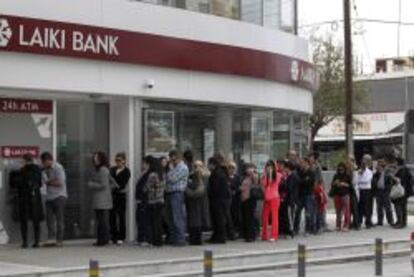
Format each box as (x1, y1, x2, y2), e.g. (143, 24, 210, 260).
(268, 238, 276, 242)
(116, 240, 124, 245)
(342, 228, 349, 232)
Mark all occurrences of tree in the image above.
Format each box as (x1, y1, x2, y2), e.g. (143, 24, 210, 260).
(309, 36, 366, 150)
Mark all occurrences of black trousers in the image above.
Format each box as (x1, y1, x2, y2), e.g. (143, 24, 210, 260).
(393, 198, 405, 226)
(147, 203, 164, 246)
(210, 200, 226, 243)
(110, 194, 126, 242)
(188, 226, 202, 245)
(279, 200, 293, 236)
(375, 189, 394, 225)
(241, 198, 257, 241)
(350, 192, 360, 228)
(224, 199, 235, 240)
(136, 203, 150, 243)
(402, 197, 408, 227)
(95, 209, 110, 245)
(358, 190, 373, 227)
(20, 217, 40, 245)
(231, 194, 241, 234)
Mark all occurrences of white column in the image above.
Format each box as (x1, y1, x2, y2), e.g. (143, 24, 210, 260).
(215, 107, 233, 159)
(109, 96, 136, 242)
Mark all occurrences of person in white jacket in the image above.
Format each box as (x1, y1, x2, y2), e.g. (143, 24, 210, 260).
(356, 154, 374, 229)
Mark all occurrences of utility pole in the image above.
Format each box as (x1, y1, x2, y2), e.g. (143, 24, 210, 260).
(344, 0, 354, 156)
(293, 0, 298, 35)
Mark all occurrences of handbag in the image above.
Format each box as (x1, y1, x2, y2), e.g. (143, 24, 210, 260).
(390, 183, 405, 200)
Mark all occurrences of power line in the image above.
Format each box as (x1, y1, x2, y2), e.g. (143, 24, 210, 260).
(299, 18, 414, 29)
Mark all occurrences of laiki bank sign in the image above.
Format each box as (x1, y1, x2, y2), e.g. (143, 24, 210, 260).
(0, 14, 318, 91)
(0, 16, 119, 56)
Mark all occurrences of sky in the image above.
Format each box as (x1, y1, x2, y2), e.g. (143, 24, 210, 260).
(298, 0, 414, 74)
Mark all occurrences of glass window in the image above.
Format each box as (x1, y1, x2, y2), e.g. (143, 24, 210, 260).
(272, 113, 290, 159)
(263, 0, 281, 29)
(211, 0, 240, 19)
(241, 0, 263, 25)
(57, 102, 109, 239)
(183, 0, 210, 13)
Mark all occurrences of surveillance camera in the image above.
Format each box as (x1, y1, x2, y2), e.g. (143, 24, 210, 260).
(145, 79, 155, 89)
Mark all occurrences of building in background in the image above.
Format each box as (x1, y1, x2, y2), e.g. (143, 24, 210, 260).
(315, 59, 414, 168)
(0, 0, 314, 242)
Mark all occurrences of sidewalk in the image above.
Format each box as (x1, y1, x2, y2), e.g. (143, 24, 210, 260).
(0, 215, 413, 276)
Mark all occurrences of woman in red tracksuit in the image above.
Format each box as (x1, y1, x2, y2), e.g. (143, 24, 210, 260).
(261, 160, 282, 242)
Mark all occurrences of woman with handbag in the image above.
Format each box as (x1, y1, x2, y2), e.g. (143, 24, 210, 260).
(260, 160, 281, 242)
(331, 162, 352, 232)
(240, 163, 259, 242)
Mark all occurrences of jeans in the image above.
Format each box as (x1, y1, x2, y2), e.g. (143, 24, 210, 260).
(334, 195, 350, 229)
(393, 198, 405, 226)
(166, 192, 187, 245)
(110, 194, 126, 242)
(375, 189, 394, 225)
(294, 195, 316, 234)
(95, 209, 110, 245)
(46, 196, 66, 241)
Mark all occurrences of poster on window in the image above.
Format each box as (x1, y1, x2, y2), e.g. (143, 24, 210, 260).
(145, 110, 175, 157)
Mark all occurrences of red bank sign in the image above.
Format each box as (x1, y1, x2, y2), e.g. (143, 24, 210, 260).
(1, 146, 40, 158)
(0, 14, 318, 91)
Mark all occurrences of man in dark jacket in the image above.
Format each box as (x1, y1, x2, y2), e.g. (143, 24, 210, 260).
(280, 160, 299, 237)
(294, 158, 316, 235)
(15, 154, 44, 248)
(207, 157, 228, 244)
(372, 158, 394, 226)
(395, 157, 413, 228)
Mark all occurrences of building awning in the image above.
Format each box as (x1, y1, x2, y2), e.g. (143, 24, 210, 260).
(315, 112, 404, 142)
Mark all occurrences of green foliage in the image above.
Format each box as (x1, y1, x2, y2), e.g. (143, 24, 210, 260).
(309, 36, 367, 148)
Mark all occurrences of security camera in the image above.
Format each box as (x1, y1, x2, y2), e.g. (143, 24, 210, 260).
(145, 79, 155, 89)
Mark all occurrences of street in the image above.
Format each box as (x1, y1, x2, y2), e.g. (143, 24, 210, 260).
(220, 257, 413, 277)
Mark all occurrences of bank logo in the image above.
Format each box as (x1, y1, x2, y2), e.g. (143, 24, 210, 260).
(0, 18, 12, 47)
(291, 60, 300, 82)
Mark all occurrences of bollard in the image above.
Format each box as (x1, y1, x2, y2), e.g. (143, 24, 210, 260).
(411, 232, 414, 273)
(375, 238, 383, 276)
(298, 244, 306, 277)
(204, 250, 213, 277)
(89, 260, 99, 277)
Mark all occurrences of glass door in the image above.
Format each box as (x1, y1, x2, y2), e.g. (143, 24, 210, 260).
(57, 102, 109, 239)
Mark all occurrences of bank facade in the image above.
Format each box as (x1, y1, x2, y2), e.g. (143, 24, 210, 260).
(0, 0, 316, 241)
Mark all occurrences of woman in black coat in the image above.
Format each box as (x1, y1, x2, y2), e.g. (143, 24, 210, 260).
(109, 152, 131, 244)
(16, 154, 44, 248)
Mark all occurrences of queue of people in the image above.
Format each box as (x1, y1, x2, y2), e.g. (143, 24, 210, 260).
(9, 149, 413, 249)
